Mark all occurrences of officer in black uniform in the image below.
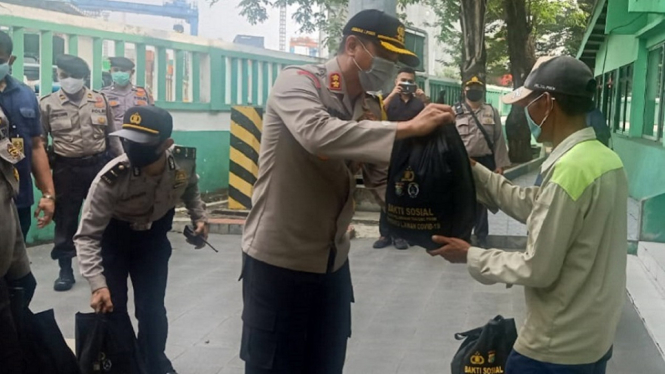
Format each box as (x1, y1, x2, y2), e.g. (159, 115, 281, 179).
(74, 106, 208, 374)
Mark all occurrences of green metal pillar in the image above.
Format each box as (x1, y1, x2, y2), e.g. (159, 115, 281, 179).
(68, 34, 79, 56)
(157, 47, 167, 102)
(10, 27, 24, 81)
(192, 52, 201, 103)
(135, 43, 146, 87)
(210, 51, 225, 110)
(175, 50, 184, 102)
(92, 37, 103, 90)
(115, 40, 125, 57)
(40, 30, 54, 96)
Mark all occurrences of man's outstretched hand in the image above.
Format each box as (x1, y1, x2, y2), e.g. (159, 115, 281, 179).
(428, 236, 471, 264)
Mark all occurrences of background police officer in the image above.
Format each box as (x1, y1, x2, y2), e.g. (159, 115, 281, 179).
(40, 55, 120, 291)
(101, 56, 154, 129)
(0, 105, 31, 372)
(240, 9, 455, 373)
(74, 106, 208, 374)
(455, 77, 510, 248)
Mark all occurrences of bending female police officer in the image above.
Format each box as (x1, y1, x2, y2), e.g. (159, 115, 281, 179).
(74, 106, 208, 374)
(240, 9, 455, 374)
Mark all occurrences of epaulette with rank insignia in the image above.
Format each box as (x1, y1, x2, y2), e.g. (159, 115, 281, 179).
(101, 162, 129, 184)
(173, 146, 196, 160)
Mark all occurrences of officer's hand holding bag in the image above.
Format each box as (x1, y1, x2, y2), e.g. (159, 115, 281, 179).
(91, 287, 113, 314)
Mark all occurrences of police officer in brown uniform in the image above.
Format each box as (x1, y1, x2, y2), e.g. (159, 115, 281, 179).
(0, 106, 31, 371)
(40, 55, 121, 291)
(101, 56, 154, 129)
(455, 76, 510, 248)
(74, 106, 208, 374)
(240, 10, 455, 373)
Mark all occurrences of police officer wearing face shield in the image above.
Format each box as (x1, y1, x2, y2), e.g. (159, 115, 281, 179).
(101, 57, 154, 130)
(74, 106, 207, 374)
(455, 77, 510, 248)
(40, 55, 120, 292)
(239, 9, 456, 373)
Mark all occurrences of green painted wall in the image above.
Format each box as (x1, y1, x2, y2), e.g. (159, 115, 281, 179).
(613, 136, 665, 199)
(171, 130, 230, 194)
(594, 34, 639, 75)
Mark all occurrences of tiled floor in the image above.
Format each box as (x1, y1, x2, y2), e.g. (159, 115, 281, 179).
(28, 235, 663, 373)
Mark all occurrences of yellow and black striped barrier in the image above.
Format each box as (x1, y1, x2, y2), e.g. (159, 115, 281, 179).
(229, 106, 263, 210)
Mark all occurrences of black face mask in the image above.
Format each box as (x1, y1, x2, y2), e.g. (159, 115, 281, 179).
(123, 140, 163, 168)
(466, 90, 484, 102)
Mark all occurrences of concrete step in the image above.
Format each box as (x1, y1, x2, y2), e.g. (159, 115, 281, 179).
(627, 244, 665, 361)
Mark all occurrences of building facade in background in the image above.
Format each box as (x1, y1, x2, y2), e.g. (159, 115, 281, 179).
(578, 0, 665, 242)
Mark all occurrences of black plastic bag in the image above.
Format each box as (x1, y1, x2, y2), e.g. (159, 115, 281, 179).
(385, 125, 476, 249)
(8, 286, 80, 374)
(451, 315, 518, 374)
(75, 312, 148, 374)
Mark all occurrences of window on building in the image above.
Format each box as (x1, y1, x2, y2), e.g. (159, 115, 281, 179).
(615, 63, 633, 133)
(644, 45, 665, 140)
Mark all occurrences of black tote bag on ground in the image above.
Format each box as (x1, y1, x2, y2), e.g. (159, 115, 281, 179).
(9, 286, 80, 374)
(385, 125, 476, 250)
(451, 315, 518, 374)
(75, 312, 148, 374)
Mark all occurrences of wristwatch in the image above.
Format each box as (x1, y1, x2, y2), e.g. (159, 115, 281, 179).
(42, 194, 56, 202)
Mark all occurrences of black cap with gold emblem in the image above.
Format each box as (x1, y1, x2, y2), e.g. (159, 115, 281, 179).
(110, 106, 173, 145)
(343, 9, 420, 68)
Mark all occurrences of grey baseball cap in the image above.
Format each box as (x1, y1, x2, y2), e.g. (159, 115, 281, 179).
(502, 56, 596, 104)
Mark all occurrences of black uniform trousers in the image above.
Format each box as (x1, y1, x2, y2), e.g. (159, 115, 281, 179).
(101, 209, 176, 374)
(379, 209, 390, 238)
(0, 278, 22, 374)
(51, 154, 106, 261)
(240, 253, 353, 374)
(472, 155, 496, 240)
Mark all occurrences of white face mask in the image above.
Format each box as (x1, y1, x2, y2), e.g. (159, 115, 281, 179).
(60, 77, 85, 95)
(352, 41, 398, 92)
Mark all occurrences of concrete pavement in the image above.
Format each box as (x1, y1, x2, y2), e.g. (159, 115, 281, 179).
(27, 235, 663, 374)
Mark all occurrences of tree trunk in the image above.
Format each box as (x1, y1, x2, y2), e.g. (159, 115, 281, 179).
(459, 0, 488, 88)
(503, 0, 537, 163)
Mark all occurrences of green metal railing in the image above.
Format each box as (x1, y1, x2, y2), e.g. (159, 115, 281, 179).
(428, 77, 512, 116)
(0, 4, 320, 112)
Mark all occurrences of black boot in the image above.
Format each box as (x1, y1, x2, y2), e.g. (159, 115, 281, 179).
(54, 258, 75, 292)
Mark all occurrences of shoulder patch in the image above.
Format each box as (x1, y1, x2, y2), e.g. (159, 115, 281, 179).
(550, 140, 624, 201)
(295, 69, 322, 89)
(101, 162, 129, 184)
(173, 146, 196, 160)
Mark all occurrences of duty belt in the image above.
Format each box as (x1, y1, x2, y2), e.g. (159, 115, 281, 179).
(55, 152, 106, 167)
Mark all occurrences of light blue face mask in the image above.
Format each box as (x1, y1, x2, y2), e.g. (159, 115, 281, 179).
(0, 63, 10, 81)
(112, 71, 131, 86)
(524, 93, 553, 142)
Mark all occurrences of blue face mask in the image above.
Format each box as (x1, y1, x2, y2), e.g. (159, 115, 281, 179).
(0, 63, 10, 81)
(112, 71, 131, 86)
(524, 94, 553, 142)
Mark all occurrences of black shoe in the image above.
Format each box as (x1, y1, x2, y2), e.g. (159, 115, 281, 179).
(373, 237, 392, 249)
(393, 238, 409, 250)
(53, 269, 76, 292)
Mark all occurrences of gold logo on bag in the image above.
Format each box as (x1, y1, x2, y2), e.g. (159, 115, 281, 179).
(401, 167, 415, 182)
(470, 352, 485, 365)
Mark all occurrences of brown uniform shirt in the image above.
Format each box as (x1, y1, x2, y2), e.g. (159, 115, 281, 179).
(100, 84, 154, 129)
(455, 103, 510, 168)
(241, 58, 397, 274)
(0, 106, 30, 280)
(40, 88, 122, 158)
(74, 146, 207, 291)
